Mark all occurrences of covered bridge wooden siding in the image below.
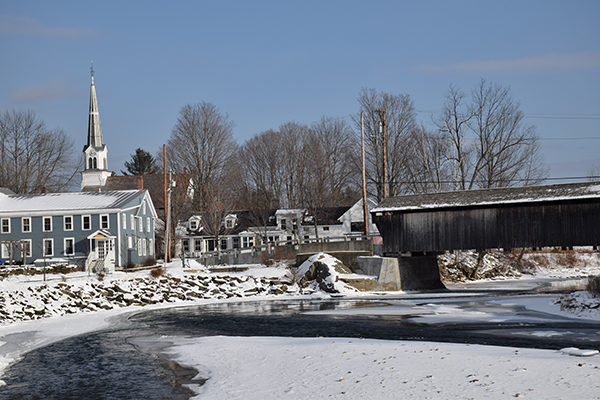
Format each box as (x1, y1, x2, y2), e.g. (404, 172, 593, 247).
(372, 182, 600, 254)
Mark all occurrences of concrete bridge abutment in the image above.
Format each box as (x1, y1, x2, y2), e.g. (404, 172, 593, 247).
(353, 253, 445, 291)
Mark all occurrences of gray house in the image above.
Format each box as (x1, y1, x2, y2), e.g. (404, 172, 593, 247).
(0, 189, 157, 271)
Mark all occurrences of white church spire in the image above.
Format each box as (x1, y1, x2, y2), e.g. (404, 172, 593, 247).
(87, 61, 103, 148)
(81, 62, 111, 191)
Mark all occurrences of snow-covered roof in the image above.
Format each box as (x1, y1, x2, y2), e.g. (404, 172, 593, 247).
(0, 189, 147, 216)
(372, 182, 600, 213)
(275, 209, 304, 215)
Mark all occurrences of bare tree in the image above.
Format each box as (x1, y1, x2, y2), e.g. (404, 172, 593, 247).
(302, 116, 357, 208)
(352, 88, 418, 201)
(279, 121, 309, 208)
(434, 80, 548, 190)
(237, 128, 284, 210)
(167, 102, 238, 211)
(403, 125, 452, 194)
(589, 165, 600, 182)
(0, 109, 80, 194)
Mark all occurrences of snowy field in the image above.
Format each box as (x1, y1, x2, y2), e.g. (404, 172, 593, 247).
(0, 255, 599, 399)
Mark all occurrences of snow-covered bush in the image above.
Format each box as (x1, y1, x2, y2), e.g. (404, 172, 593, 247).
(587, 275, 600, 298)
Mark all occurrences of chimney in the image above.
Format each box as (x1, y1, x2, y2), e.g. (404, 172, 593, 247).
(137, 176, 144, 189)
(41, 187, 47, 193)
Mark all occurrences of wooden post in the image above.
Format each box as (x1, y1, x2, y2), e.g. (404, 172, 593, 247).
(163, 144, 169, 264)
(381, 110, 387, 199)
(361, 111, 369, 236)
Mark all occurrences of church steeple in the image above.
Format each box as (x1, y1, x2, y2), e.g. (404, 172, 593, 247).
(87, 62, 103, 148)
(81, 62, 111, 191)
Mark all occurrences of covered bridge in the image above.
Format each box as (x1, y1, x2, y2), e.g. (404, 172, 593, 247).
(372, 182, 600, 255)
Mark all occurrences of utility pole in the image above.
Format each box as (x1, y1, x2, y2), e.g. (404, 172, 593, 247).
(165, 169, 173, 264)
(361, 112, 369, 236)
(163, 144, 169, 267)
(376, 109, 387, 198)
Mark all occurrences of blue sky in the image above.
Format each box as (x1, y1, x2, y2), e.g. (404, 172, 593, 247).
(1, 0, 599, 181)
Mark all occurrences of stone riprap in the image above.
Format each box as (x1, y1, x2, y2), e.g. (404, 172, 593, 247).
(0, 273, 297, 324)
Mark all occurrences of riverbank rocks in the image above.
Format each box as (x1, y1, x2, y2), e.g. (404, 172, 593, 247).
(297, 253, 358, 294)
(0, 272, 308, 324)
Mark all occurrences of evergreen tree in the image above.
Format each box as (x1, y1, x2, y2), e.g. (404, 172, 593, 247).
(122, 148, 159, 175)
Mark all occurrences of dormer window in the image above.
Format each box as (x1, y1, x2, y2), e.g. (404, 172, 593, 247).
(189, 216, 201, 231)
(280, 218, 287, 230)
(224, 214, 237, 229)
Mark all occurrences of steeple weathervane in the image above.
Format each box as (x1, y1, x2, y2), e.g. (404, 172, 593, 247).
(90, 61, 94, 78)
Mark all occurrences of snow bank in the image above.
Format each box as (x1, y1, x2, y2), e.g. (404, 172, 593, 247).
(166, 335, 600, 400)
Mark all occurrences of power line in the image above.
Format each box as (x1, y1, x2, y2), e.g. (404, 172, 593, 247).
(416, 109, 600, 120)
(379, 175, 600, 186)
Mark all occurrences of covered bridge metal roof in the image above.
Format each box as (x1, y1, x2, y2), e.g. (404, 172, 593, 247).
(372, 182, 600, 213)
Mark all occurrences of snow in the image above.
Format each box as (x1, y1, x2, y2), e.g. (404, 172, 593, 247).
(165, 336, 600, 400)
(0, 255, 599, 397)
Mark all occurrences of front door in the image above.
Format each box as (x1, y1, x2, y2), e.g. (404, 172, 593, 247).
(97, 240, 107, 260)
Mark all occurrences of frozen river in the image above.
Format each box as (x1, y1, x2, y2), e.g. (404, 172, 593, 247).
(1, 286, 599, 399)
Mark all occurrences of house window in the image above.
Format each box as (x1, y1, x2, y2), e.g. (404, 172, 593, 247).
(1, 218, 9, 234)
(182, 239, 189, 252)
(143, 202, 146, 215)
(226, 219, 234, 229)
(138, 239, 142, 256)
(43, 217, 52, 232)
(43, 238, 54, 257)
(22, 217, 31, 233)
(122, 213, 127, 229)
(146, 217, 151, 233)
(142, 238, 147, 256)
(280, 218, 287, 230)
(243, 237, 253, 248)
(232, 237, 240, 249)
(149, 239, 154, 256)
(194, 239, 202, 252)
(190, 220, 198, 230)
(64, 238, 74, 256)
(323, 226, 330, 231)
(64, 216, 73, 231)
(82, 215, 91, 230)
(1, 243, 8, 258)
(138, 217, 143, 232)
(100, 214, 109, 229)
(130, 215, 135, 231)
(21, 240, 31, 257)
(220, 239, 227, 250)
(207, 239, 215, 252)
(128, 236, 133, 249)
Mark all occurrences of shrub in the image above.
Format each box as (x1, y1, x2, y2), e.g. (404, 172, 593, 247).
(142, 257, 157, 267)
(556, 251, 579, 268)
(587, 275, 600, 298)
(123, 261, 136, 271)
(150, 267, 165, 279)
(530, 253, 550, 269)
(504, 249, 537, 274)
